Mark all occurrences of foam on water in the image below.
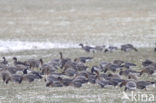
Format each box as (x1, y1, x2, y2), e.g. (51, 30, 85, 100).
(0, 40, 79, 53)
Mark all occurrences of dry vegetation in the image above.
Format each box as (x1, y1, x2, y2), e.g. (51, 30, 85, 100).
(0, 48, 156, 103)
(0, 0, 156, 103)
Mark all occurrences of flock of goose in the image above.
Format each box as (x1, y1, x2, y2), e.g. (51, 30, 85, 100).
(0, 43, 156, 91)
(79, 43, 138, 53)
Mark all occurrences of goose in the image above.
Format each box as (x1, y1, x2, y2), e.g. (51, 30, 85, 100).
(62, 68, 77, 77)
(95, 45, 105, 52)
(46, 80, 64, 87)
(0, 64, 8, 70)
(92, 70, 111, 88)
(125, 81, 137, 91)
(104, 63, 122, 73)
(74, 57, 93, 63)
(11, 74, 23, 84)
(75, 63, 88, 71)
(95, 75, 110, 88)
(23, 68, 42, 79)
(58, 73, 87, 87)
(127, 73, 138, 80)
(120, 80, 155, 91)
(13, 57, 30, 71)
(91, 65, 102, 73)
(121, 44, 138, 52)
(107, 73, 121, 79)
(24, 59, 41, 69)
(0, 70, 11, 84)
(108, 46, 118, 52)
(71, 81, 83, 88)
(2, 66, 26, 75)
(59, 52, 71, 69)
(40, 59, 56, 75)
(0, 57, 8, 65)
(87, 73, 97, 84)
(99, 62, 109, 70)
(22, 72, 42, 83)
(13, 57, 27, 66)
(46, 76, 63, 87)
(62, 58, 87, 72)
(91, 66, 108, 79)
(142, 59, 154, 67)
(1, 70, 23, 84)
(121, 62, 136, 69)
(48, 59, 60, 69)
(51, 72, 88, 88)
(71, 74, 88, 88)
(59, 78, 73, 86)
(140, 66, 156, 76)
(7, 66, 19, 74)
(113, 60, 124, 66)
(136, 81, 155, 90)
(104, 73, 125, 86)
(104, 46, 118, 53)
(22, 74, 35, 82)
(72, 76, 88, 85)
(79, 43, 95, 53)
(119, 69, 140, 76)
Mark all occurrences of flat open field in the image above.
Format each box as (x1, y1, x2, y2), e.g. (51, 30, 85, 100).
(0, 48, 156, 103)
(0, 0, 156, 46)
(0, 0, 156, 103)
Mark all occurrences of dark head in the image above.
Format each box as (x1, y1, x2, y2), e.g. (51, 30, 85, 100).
(59, 52, 63, 59)
(2, 57, 6, 60)
(119, 80, 127, 88)
(19, 77, 23, 84)
(81, 72, 88, 78)
(5, 78, 10, 84)
(124, 87, 128, 91)
(108, 73, 113, 77)
(79, 43, 83, 47)
(13, 57, 17, 61)
(46, 82, 53, 87)
(142, 59, 153, 66)
(36, 73, 43, 79)
(140, 69, 146, 76)
(39, 58, 43, 65)
(94, 70, 99, 77)
(150, 70, 154, 74)
(134, 48, 138, 52)
(91, 66, 99, 74)
(119, 71, 123, 75)
(23, 69, 28, 74)
(128, 75, 131, 79)
(91, 66, 95, 74)
(104, 49, 108, 53)
(104, 68, 108, 73)
(151, 81, 155, 84)
(57, 77, 63, 81)
(74, 58, 79, 63)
